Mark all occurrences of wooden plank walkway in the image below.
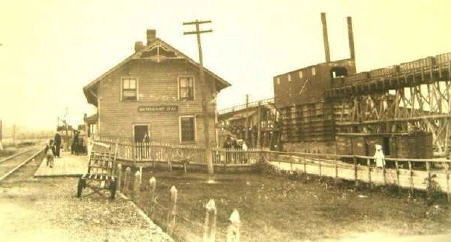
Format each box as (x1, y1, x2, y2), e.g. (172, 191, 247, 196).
(270, 158, 450, 192)
(34, 152, 88, 177)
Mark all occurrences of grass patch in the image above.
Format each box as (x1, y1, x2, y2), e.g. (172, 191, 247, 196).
(132, 168, 451, 241)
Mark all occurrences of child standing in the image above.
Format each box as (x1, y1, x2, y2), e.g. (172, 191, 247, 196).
(45, 140, 55, 168)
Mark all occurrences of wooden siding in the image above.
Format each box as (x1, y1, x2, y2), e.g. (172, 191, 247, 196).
(97, 59, 217, 146)
(274, 59, 356, 144)
(274, 59, 356, 109)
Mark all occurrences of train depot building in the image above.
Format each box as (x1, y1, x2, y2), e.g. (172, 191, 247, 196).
(83, 29, 230, 146)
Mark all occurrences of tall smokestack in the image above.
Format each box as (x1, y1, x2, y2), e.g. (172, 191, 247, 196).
(347, 16, 355, 60)
(321, 12, 331, 63)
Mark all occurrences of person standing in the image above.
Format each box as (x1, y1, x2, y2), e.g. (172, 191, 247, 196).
(373, 144, 385, 168)
(54, 131, 62, 158)
(45, 139, 55, 168)
(223, 135, 233, 163)
(72, 130, 80, 155)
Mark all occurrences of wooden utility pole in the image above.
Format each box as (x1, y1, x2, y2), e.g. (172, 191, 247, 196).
(183, 20, 214, 174)
(245, 94, 249, 144)
(256, 101, 262, 149)
(12, 124, 16, 146)
(0, 120, 3, 150)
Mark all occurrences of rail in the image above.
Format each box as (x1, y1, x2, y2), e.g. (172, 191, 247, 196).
(218, 97, 274, 115)
(0, 147, 46, 182)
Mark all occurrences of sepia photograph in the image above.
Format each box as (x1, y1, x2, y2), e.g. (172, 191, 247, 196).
(1, 0, 451, 241)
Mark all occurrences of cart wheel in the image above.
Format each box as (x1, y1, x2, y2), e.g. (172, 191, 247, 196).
(110, 180, 117, 200)
(77, 177, 86, 198)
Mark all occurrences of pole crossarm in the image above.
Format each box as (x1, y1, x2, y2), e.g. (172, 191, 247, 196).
(184, 30, 213, 35)
(183, 20, 212, 25)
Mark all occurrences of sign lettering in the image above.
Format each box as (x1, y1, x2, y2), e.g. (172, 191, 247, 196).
(138, 105, 179, 112)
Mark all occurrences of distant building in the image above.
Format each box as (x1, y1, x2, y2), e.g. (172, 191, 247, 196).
(218, 98, 279, 149)
(83, 29, 230, 145)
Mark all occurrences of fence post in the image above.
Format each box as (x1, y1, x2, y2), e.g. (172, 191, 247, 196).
(139, 166, 143, 184)
(149, 177, 157, 218)
(445, 162, 451, 204)
(132, 143, 136, 161)
(408, 161, 414, 198)
(426, 161, 432, 199)
(334, 158, 338, 183)
(303, 157, 307, 174)
(167, 186, 178, 236)
(353, 157, 358, 187)
(116, 164, 122, 192)
(203, 199, 217, 242)
(132, 170, 141, 201)
(395, 161, 400, 193)
(226, 209, 241, 242)
(124, 167, 131, 194)
(318, 158, 322, 178)
(366, 158, 372, 189)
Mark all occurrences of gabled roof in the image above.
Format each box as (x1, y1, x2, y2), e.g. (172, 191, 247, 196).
(83, 38, 231, 105)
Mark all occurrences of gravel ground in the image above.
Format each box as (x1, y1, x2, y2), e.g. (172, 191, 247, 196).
(0, 174, 172, 242)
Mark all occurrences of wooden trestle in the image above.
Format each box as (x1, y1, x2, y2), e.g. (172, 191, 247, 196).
(326, 54, 451, 155)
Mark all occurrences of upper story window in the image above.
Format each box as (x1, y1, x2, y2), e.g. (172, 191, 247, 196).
(276, 77, 280, 85)
(330, 67, 348, 78)
(312, 67, 316, 76)
(178, 76, 194, 101)
(122, 77, 138, 101)
(288, 74, 292, 82)
(298, 70, 303, 79)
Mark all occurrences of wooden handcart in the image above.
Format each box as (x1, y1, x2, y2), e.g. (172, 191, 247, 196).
(77, 141, 118, 199)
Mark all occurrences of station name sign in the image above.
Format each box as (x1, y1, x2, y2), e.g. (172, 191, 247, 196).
(138, 105, 178, 112)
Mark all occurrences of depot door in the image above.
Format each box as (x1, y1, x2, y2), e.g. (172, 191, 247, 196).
(134, 125, 149, 143)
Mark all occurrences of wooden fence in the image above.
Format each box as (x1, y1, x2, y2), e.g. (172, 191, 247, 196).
(95, 137, 258, 166)
(95, 138, 206, 164)
(94, 137, 451, 197)
(99, 138, 451, 241)
(116, 167, 241, 242)
(263, 150, 451, 200)
(211, 148, 261, 165)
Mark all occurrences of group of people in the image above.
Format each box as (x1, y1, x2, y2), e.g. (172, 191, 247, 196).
(45, 132, 62, 168)
(223, 135, 248, 151)
(222, 135, 248, 163)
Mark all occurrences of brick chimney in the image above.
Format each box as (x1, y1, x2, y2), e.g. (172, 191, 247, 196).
(146, 29, 157, 45)
(134, 41, 144, 52)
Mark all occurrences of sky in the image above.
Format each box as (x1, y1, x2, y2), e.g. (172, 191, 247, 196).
(0, 0, 450, 130)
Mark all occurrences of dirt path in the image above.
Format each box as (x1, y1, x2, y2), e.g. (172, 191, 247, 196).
(0, 170, 172, 241)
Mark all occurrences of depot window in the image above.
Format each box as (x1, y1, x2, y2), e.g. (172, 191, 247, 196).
(178, 76, 195, 101)
(122, 77, 138, 101)
(180, 116, 196, 142)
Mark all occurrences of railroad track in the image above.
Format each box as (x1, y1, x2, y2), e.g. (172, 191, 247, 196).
(0, 148, 44, 182)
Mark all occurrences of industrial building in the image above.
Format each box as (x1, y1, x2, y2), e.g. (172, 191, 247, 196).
(272, 13, 451, 158)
